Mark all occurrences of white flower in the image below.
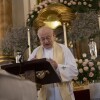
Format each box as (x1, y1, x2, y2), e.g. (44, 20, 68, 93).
(72, 1, 76, 5)
(60, 0, 63, 3)
(97, 62, 100, 66)
(89, 72, 94, 77)
(84, 59, 89, 63)
(82, 53, 87, 58)
(83, 2, 87, 5)
(83, 77, 87, 81)
(88, 61, 94, 67)
(67, 2, 71, 6)
(79, 68, 83, 73)
(88, 4, 92, 7)
(27, 19, 30, 22)
(31, 15, 34, 18)
(84, 66, 89, 71)
(91, 67, 95, 71)
(82, 61, 87, 66)
(64, 1, 67, 4)
(78, 59, 83, 63)
(78, 1, 82, 5)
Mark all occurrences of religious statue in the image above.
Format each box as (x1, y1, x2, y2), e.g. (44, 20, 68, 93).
(15, 51, 22, 63)
(88, 38, 97, 58)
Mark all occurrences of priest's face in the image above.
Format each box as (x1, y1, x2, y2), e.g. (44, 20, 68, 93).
(38, 30, 55, 49)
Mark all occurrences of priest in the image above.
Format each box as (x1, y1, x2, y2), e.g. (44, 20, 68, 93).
(28, 26, 78, 100)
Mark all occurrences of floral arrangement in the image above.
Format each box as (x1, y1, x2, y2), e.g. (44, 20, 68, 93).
(26, 0, 99, 27)
(73, 53, 100, 83)
(67, 11, 100, 42)
(1, 27, 38, 56)
(1, 27, 28, 56)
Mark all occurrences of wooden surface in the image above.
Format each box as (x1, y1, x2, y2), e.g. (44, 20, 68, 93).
(74, 89, 90, 100)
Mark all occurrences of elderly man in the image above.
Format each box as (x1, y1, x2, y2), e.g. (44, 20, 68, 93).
(28, 26, 78, 100)
(0, 69, 37, 100)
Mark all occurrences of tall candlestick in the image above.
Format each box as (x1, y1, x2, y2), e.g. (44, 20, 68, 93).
(98, 15, 100, 29)
(63, 22, 67, 46)
(27, 28, 31, 56)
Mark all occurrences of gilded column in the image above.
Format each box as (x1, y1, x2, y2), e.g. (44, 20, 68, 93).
(0, 0, 13, 63)
(37, 0, 44, 4)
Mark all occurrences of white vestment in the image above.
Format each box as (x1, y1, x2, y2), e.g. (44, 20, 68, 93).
(28, 43, 78, 100)
(0, 69, 37, 100)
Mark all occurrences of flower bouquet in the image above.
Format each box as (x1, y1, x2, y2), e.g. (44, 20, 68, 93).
(73, 53, 100, 84)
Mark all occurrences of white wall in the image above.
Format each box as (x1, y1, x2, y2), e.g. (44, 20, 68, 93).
(12, 0, 24, 27)
(12, 0, 37, 27)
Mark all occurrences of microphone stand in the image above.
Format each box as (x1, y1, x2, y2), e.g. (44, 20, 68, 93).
(19, 53, 23, 63)
(19, 45, 29, 63)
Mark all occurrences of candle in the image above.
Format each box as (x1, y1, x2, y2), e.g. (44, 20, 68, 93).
(63, 22, 67, 46)
(98, 15, 100, 29)
(27, 28, 31, 56)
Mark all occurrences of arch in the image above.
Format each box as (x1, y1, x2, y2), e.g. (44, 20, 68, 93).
(28, 3, 75, 29)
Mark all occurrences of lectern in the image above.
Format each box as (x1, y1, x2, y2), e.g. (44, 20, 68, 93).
(1, 58, 61, 85)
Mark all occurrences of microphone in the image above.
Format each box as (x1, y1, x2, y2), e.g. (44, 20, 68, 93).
(19, 45, 29, 63)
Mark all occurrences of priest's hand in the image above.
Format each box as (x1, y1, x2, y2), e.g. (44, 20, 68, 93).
(47, 58, 58, 69)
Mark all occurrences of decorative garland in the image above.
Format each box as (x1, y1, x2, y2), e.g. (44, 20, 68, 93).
(26, 0, 99, 27)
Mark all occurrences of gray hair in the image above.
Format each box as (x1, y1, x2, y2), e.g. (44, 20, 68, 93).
(37, 26, 54, 37)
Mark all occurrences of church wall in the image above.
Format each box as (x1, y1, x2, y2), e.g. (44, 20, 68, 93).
(12, 0, 37, 27)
